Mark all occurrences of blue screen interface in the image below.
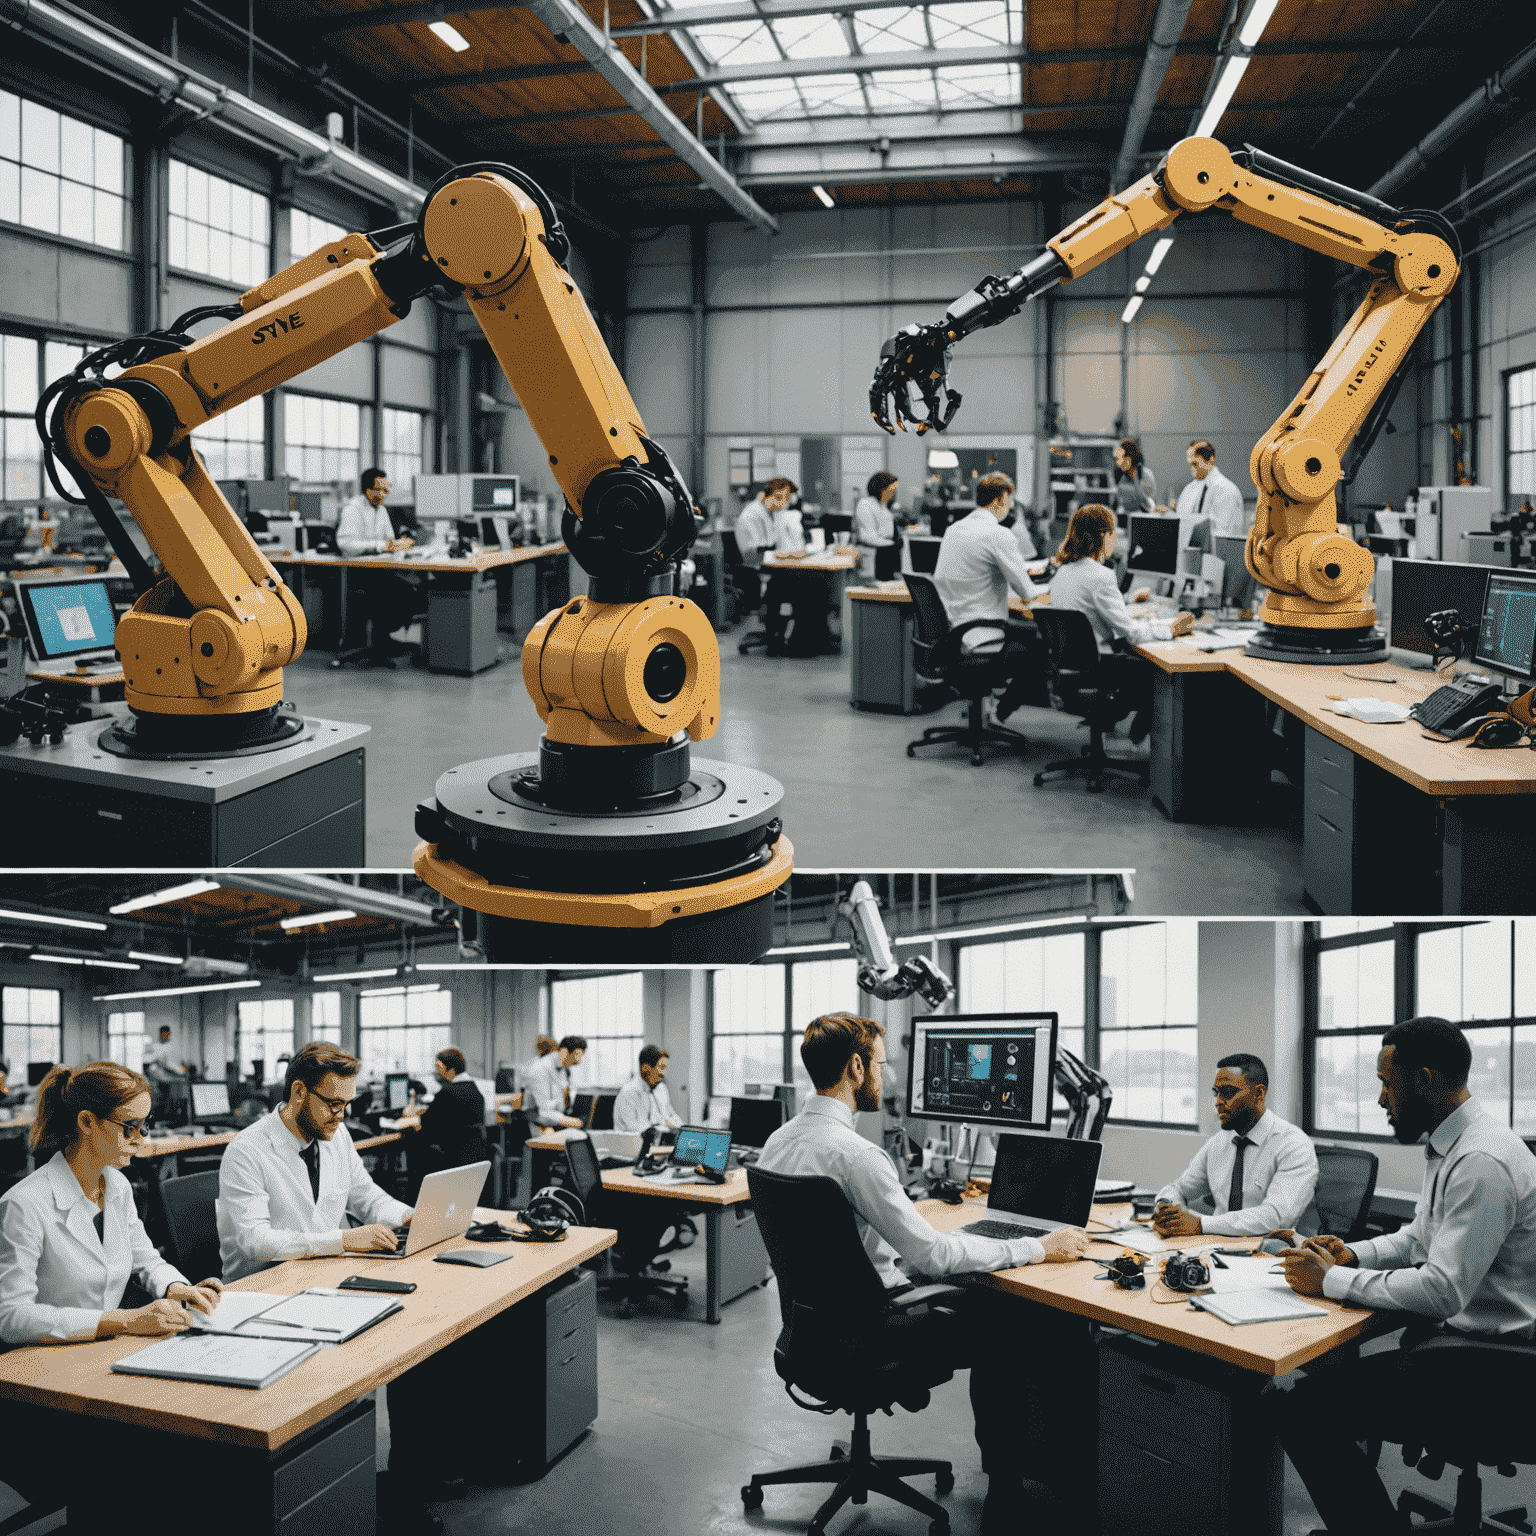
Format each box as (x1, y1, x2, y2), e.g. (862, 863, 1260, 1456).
(27, 580, 116, 658)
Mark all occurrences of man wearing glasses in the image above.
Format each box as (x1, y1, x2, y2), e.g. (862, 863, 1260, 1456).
(217, 1042, 414, 1283)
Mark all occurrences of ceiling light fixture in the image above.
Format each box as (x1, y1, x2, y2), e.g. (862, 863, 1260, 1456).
(278, 908, 357, 931)
(811, 184, 835, 208)
(765, 941, 851, 956)
(1194, 53, 1251, 139)
(1121, 295, 1144, 324)
(894, 915, 1090, 946)
(29, 954, 81, 965)
(91, 979, 262, 1002)
(128, 950, 185, 966)
(108, 879, 219, 916)
(428, 20, 471, 51)
(1237, 0, 1282, 48)
(0, 907, 108, 932)
(1145, 237, 1175, 276)
(319, 967, 399, 983)
(1134, 276, 1150, 293)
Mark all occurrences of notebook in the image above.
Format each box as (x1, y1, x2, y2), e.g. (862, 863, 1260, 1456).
(111, 1333, 318, 1389)
(1189, 1290, 1327, 1326)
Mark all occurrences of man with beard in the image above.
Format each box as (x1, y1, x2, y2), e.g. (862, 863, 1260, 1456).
(755, 1013, 1091, 1534)
(1272, 1016, 1536, 1535)
(1151, 1053, 1317, 1238)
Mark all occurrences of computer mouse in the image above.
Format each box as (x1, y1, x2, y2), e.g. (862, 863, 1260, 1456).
(1469, 715, 1526, 749)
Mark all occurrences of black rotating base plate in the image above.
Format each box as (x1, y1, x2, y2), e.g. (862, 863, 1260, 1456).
(476, 891, 777, 963)
(97, 703, 310, 762)
(1243, 624, 1390, 666)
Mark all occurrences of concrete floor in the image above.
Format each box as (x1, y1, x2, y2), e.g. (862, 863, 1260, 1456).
(286, 626, 1306, 914)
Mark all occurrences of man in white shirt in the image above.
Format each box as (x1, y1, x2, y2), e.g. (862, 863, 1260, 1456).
(1173, 440, 1247, 541)
(756, 1012, 1091, 1531)
(335, 468, 423, 663)
(1273, 1017, 1536, 1536)
(932, 470, 1045, 722)
(142, 1025, 187, 1125)
(524, 1035, 587, 1128)
(1152, 1053, 1318, 1237)
(614, 1044, 682, 1134)
(735, 477, 815, 653)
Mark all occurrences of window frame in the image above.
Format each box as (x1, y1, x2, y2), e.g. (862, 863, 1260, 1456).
(167, 155, 271, 289)
(0, 985, 63, 1077)
(547, 971, 646, 1088)
(1505, 362, 1536, 503)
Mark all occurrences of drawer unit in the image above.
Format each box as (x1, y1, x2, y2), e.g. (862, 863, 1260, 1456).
(710, 1203, 770, 1310)
(544, 1264, 596, 1350)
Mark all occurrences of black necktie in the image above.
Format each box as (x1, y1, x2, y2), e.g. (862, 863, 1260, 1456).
(1228, 1135, 1252, 1212)
(1195, 483, 1208, 519)
(93, 1209, 105, 1245)
(300, 1138, 321, 1203)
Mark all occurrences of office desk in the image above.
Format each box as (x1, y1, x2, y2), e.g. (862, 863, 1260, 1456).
(1136, 643, 1536, 912)
(274, 543, 567, 673)
(0, 1210, 615, 1532)
(846, 583, 1042, 713)
(760, 548, 859, 657)
(923, 1198, 1373, 1536)
(25, 667, 125, 705)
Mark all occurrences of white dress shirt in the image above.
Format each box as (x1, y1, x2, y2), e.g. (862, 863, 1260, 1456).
(1047, 558, 1181, 653)
(734, 499, 777, 568)
(217, 1108, 412, 1283)
(1322, 1098, 1536, 1338)
(613, 1075, 681, 1134)
(141, 1037, 182, 1081)
(336, 494, 396, 557)
(523, 1054, 575, 1127)
(756, 1095, 1045, 1287)
(1174, 464, 1246, 541)
(932, 507, 1039, 648)
(854, 496, 896, 547)
(1156, 1108, 1319, 1237)
(0, 1152, 186, 1344)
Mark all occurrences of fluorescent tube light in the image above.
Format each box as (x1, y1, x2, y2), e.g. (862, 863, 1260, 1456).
(406, 983, 441, 994)
(1121, 295, 1144, 323)
(1194, 54, 1250, 139)
(1145, 237, 1175, 275)
(0, 907, 107, 932)
(428, 20, 470, 51)
(320, 967, 398, 982)
(1135, 275, 1150, 293)
(30, 954, 81, 965)
(894, 916, 1089, 946)
(108, 879, 219, 916)
(92, 980, 261, 1002)
(129, 950, 185, 966)
(1237, 0, 1281, 48)
(279, 909, 357, 931)
(765, 942, 851, 955)
(811, 184, 835, 208)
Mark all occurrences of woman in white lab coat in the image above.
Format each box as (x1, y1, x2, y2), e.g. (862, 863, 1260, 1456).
(854, 471, 902, 581)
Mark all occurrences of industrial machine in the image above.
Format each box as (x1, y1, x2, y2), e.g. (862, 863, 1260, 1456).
(36, 161, 790, 952)
(871, 136, 1462, 666)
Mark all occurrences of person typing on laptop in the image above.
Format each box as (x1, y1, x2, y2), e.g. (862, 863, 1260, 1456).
(524, 1035, 587, 1129)
(1151, 1053, 1317, 1238)
(756, 1013, 1091, 1532)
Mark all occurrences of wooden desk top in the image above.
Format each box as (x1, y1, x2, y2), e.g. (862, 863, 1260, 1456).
(133, 1131, 236, 1159)
(601, 1166, 752, 1205)
(1134, 639, 1232, 675)
(764, 549, 858, 573)
(350, 1131, 404, 1152)
(26, 669, 126, 687)
(922, 1198, 1371, 1376)
(0, 1108, 35, 1135)
(271, 541, 566, 575)
(526, 1129, 577, 1151)
(846, 583, 1044, 617)
(0, 1210, 614, 1450)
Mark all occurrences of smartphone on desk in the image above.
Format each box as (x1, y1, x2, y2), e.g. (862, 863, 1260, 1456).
(338, 1275, 417, 1294)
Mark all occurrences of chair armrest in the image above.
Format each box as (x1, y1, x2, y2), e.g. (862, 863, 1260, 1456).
(887, 1283, 968, 1313)
(1407, 1335, 1536, 1365)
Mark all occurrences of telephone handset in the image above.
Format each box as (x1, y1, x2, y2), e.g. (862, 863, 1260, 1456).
(633, 1126, 671, 1177)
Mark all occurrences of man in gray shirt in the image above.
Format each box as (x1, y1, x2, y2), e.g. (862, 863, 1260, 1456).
(1273, 1016, 1536, 1535)
(757, 1012, 1090, 1532)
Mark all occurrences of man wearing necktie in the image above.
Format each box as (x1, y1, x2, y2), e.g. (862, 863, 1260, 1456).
(1152, 1053, 1318, 1238)
(1173, 439, 1247, 544)
(1271, 1016, 1536, 1536)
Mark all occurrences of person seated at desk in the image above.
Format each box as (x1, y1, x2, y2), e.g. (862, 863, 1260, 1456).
(1110, 436, 1159, 517)
(854, 471, 903, 581)
(517, 1033, 558, 1089)
(401, 1046, 488, 1173)
(142, 1022, 187, 1125)
(932, 469, 1047, 721)
(1151, 1052, 1318, 1237)
(1272, 1017, 1536, 1536)
(756, 1012, 1092, 1531)
(524, 1034, 587, 1129)
(1047, 503, 1193, 743)
(0, 1062, 221, 1349)
(1174, 438, 1246, 539)
(217, 1042, 415, 1282)
(735, 477, 827, 654)
(336, 468, 423, 665)
(614, 1043, 683, 1135)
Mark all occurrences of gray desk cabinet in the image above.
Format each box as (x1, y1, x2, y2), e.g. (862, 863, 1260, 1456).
(706, 1202, 770, 1319)
(1148, 666, 1269, 822)
(850, 598, 917, 712)
(427, 570, 500, 673)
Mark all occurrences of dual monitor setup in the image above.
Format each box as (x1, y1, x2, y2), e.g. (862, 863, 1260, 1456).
(1386, 559, 1536, 684)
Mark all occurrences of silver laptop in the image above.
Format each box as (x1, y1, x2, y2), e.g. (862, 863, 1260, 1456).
(960, 1133, 1103, 1241)
(374, 1160, 490, 1259)
(589, 1129, 642, 1162)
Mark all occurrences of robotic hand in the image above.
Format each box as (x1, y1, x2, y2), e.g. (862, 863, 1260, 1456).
(842, 880, 954, 1007)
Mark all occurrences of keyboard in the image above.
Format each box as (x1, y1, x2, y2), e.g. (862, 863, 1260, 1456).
(962, 1218, 1049, 1241)
(1409, 677, 1503, 734)
(370, 1225, 413, 1259)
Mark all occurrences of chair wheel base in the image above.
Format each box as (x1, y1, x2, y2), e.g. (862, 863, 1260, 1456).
(741, 1484, 763, 1510)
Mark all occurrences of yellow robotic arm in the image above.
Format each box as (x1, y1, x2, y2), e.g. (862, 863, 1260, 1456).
(870, 136, 1460, 663)
(41, 161, 790, 958)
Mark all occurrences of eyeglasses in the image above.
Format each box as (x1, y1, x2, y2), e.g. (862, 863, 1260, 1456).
(108, 1116, 152, 1139)
(307, 1088, 349, 1117)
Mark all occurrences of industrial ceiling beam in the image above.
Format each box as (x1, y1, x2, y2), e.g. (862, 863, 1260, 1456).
(320, 2, 503, 37)
(651, 42, 1024, 89)
(213, 874, 453, 928)
(724, 138, 1108, 185)
(1112, 0, 1197, 191)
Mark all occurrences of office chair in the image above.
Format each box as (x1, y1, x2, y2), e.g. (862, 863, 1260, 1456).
(722, 530, 770, 651)
(1302, 1144, 1379, 1243)
(741, 1167, 959, 1536)
(563, 1136, 688, 1318)
(1030, 607, 1150, 794)
(903, 573, 1029, 768)
(154, 1169, 222, 1282)
(331, 578, 427, 670)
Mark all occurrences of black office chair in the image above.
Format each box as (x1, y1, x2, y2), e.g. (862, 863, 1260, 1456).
(903, 574, 1029, 768)
(741, 1167, 959, 1536)
(1301, 1144, 1379, 1243)
(722, 530, 770, 652)
(331, 579, 427, 670)
(563, 1136, 688, 1318)
(155, 1169, 222, 1281)
(1030, 607, 1149, 794)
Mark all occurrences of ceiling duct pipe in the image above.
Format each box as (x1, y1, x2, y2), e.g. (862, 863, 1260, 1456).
(1112, 0, 1198, 191)
(211, 873, 453, 928)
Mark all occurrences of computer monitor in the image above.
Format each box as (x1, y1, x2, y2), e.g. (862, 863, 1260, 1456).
(744, 1082, 797, 1113)
(906, 1012, 1058, 1131)
(385, 1073, 410, 1112)
(469, 475, 518, 512)
(301, 522, 338, 555)
(1125, 515, 1179, 578)
(570, 1091, 596, 1126)
(906, 535, 943, 575)
(495, 1066, 518, 1094)
(670, 1125, 731, 1173)
(190, 1081, 231, 1123)
(27, 1062, 52, 1088)
(729, 1095, 785, 1149)
(1474, 571, 1536, 683)
(590, 1091, 618, 1131)
(1388, 558, 1493, 659)
(15, 578, 119, 665)
(478, 515, 505, 551)
(1214, 535, 1258, 611)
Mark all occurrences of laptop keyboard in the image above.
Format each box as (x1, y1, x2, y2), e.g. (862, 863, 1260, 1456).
(962, 1218, 1049, 1241)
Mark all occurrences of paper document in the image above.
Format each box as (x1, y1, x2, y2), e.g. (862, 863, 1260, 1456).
(1191, 1290, 1327, 1326)
(1091, 1226, 1164, 1256)
(187, 1291, 289, 1334)
(111, 1332, 318, 1389)
(1326, 696, 1412, 724)
(254, 1289, 402, 1338)
(1208, 1256, 1290, 1294)
(1177, 628, 1252, 652)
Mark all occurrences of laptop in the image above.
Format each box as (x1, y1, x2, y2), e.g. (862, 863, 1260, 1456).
(374, 1161, 490, 1259)
(959, 1133, 1103, 1241)
(647, 1125, 731, 1183)
(589, 1129, 642, 1166)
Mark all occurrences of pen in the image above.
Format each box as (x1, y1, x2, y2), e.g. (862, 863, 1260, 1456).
(1211, 1253, 1228, 1269)
(262, 1318, 343, 1335)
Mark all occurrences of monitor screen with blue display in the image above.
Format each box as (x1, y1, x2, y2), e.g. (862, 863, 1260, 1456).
(18, 578, 117, 661)
(906, 1012, 1058, 1131)
(1474, 571, 1536, 682)
(671, 1125, 731, 1172)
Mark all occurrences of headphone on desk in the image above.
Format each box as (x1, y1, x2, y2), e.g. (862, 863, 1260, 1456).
(510, 1185, 585, 1242)
(1096, 1253, 1147, 1290)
